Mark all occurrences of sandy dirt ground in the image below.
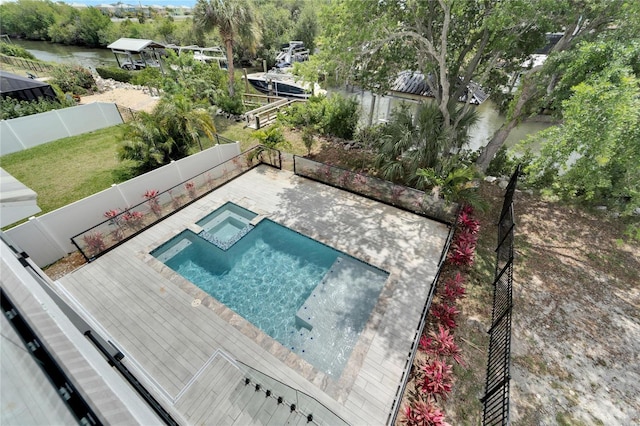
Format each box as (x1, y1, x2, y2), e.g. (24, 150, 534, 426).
(79, 87, 159, 112)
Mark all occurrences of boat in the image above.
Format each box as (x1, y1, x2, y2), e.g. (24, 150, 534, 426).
(274, 41, 310, 69)
(165, 44, 227, 68)
(245, 69, 322, 99)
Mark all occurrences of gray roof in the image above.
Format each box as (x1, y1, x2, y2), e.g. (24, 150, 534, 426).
(0, 168, 40, 227)
(107, 38, 165, 53)
(390, 70, 489, 105)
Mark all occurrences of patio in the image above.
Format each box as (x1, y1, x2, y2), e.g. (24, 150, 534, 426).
(56, 165, 450, 425)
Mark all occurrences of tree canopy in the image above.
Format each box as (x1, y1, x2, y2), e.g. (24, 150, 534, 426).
(317, 0, 550, 146)
(194, 0, 261, 97)
(523, 41, 640, 216)
(476, 0, 640, 170)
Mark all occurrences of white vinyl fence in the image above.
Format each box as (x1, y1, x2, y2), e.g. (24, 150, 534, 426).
(5, 142, 241, 267)
(0, 103, 123, 156)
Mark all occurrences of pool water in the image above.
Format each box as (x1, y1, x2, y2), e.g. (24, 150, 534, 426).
(152, 206, 389, 379)
(197, 202, 257, 249)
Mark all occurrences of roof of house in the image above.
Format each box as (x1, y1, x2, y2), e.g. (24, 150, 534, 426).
(0, 168, 41, 227)
(0, 72, 56, 101)
(390, 70, 489, 105)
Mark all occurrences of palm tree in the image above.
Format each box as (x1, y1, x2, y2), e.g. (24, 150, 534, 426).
(154, 94, 217, 153)
(119, 96, 217, 174)
(375, 102, 477, 188)
(118, 112, 175, 173)
(194, 0, 261, 97)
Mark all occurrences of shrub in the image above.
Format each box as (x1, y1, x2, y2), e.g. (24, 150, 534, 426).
(0, 42, 36, 59)
(279, 93, 359, 140)
(401, 399, 450, 426)
(131, 66, 162, 87)
(431, 302, 459, 329)
(0, 96, 64, 120)
(354, 123, 386, 150)
(441, 273, 466, 303)
(420, 325, 464, 365)
(323, 94, 359, 139)
(418, 359, 453, 398)
(51, 65, 96, 95)
(215, 92, 244, 115)
(96, 66, 132, 83)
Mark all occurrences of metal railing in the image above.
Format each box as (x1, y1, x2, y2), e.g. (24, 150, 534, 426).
(236, 360, 349, 426)
(480, 164, 520, 425)
(0, 54, 55, 74)
(70, 145, 281, 262)
(116, 104, 139, 122)
(293, 156, 458, 225)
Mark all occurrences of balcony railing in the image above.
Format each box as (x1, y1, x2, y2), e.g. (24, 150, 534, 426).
(293, 156, 457, 225)
(71, 145, 281, 262)
(236, 360, 349, 426)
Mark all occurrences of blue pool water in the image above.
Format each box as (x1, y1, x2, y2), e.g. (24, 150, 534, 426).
(152, 205, 389, 379)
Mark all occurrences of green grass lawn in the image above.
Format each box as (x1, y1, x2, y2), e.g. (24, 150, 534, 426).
(1, 115, 308, 222)
(0, 125, 127, 216)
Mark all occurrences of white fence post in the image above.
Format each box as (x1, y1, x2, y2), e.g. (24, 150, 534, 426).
(28, 216, 68, 259)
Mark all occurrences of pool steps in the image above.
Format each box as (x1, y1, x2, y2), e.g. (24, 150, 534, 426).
(291, 257, 388, 359)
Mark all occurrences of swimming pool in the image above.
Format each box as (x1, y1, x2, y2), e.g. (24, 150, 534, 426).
(151, 203, 389, 379)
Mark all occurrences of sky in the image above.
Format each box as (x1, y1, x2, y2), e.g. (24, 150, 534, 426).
(0, 0, 198, 6)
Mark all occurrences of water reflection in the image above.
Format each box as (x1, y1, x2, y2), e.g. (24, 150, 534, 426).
(12, 39, 117, 69)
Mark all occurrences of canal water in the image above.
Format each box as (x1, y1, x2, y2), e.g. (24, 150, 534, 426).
(339, 87, 551, 152)
(14, 39, 551, 150)
(12, 39, 117, 69)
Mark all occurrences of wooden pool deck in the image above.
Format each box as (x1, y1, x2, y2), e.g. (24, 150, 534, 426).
(57, 166, 450, 425)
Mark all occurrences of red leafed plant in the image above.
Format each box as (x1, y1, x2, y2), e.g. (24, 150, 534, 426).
(431, 302, 459, 329)
(457, 210, 480, 234)
(418, 358, 453, 398)
(448, 238, 476, 266)
(420, 325, 464, 365)
(185, 181, 197, 199)
(143, 189, 162, 216)
(455, 229, 478, 249)
(123, 210, 144, 229)
(83, 231, 106, 257)
(441, 272, 466, 303)
(400, 398, 450, 426)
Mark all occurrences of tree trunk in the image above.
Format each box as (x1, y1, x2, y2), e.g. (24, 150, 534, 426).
(225, 39, 235, 97)
(475, 119, 519, 172)
(476, 75, 538, 172)
(476, 22, 581, 172)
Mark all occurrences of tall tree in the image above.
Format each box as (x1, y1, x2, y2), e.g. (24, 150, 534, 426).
(475, 0, 637, 171)
(194, 0, 261, 97)
(524, 59, 640, 215)
(318, 0, 549, 153)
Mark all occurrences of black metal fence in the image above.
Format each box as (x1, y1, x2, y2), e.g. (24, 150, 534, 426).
(480, 164, 520, 425)
(71, 145, 281, 262)
(293, 156, 457, 225)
